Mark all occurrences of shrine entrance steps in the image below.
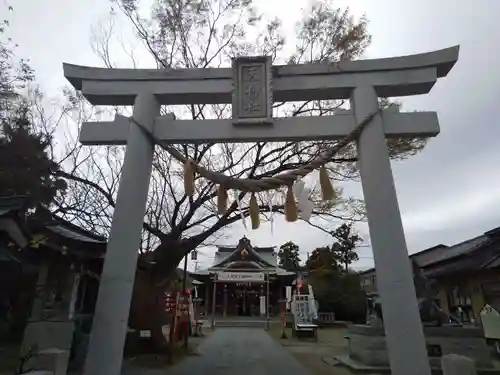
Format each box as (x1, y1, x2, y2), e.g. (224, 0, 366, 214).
(213, 316, 280, 328)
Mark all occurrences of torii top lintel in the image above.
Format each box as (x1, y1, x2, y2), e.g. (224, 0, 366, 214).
(63, 46, 459, 107)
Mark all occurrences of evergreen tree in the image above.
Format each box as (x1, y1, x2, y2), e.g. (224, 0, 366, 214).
(305, 244, 366, 322)
(330, 223, 362, 272)
(305, 246, 339, 271)
(278, 241, 301, 271)
(0, 11, 66, 215)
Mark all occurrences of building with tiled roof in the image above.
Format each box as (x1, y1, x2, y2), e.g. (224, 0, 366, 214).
(359, 227, 500, 324)
(192, 236, 296, 319)
(0, 196, 108, 370)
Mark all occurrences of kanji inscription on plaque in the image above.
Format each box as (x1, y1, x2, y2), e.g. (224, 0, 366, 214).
(232, 56, 272, 125)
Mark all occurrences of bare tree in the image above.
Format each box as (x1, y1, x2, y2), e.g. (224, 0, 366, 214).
(54, 0, 427, 270)
(35, 0, 428, 345)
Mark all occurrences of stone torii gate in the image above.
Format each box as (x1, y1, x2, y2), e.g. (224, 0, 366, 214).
(64, 46, 459, 375)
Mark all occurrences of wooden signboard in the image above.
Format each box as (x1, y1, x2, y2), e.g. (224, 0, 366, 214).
(176, 295, 190, 322)
(164, 292, 176, 313)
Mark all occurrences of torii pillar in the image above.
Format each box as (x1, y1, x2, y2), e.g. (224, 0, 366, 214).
(352, 85, 430, 374)
(83, 93, 160, 375)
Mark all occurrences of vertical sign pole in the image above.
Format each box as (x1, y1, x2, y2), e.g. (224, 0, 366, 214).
(266, 274, 270, 329)
(351, 86, 431, 375)
(83, 93, 160, 375)
(181, 254, 189, 349)
(211, 276, 217, 328)
(30, 264, 49, 320)
(204, 284, 209, 317)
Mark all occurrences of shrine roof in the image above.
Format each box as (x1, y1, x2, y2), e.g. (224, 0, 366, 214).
(0, 197, 31, 250)
(0, 196, 27, 217)
(0, 244, 21, 263)
(212, 249, 277, 268)
(192, 236, 295, 278)
(0, 197, 107, 246)
(217, 245, 275, 253)
(211, 237, 277, 268)
(43, 218, 107, 244)
(0, 197, 107, 262)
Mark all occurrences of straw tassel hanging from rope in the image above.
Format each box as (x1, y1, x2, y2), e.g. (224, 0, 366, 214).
(249, 193, 260, 229)
(319, 166, 336, 201)
(217, 185, 228, 215)
(284, 186, 298, 222)
(234, 191, 248, 231)
(184, 160, 195, 196)
(267, 191, 275, 235)
(181, 156, 336, 221)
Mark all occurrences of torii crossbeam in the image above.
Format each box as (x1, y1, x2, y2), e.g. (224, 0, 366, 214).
(64, 46, 459, 375)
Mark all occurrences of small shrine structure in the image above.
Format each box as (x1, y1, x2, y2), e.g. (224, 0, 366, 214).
(193, 237, 295, 321)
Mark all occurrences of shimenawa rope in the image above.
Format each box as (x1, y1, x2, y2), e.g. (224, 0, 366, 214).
(128, 108, 381, 193)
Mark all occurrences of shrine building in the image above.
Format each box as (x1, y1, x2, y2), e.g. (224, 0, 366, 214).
(192, 236, 296, 318)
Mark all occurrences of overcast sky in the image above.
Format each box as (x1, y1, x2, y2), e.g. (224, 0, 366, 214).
(5, 0, 500, 271)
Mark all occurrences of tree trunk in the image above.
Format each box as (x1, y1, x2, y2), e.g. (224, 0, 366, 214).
(128, 269, 166, 353)
(128, 242, 187, 353)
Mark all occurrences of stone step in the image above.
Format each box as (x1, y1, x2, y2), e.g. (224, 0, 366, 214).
(214, 320, 269, 328)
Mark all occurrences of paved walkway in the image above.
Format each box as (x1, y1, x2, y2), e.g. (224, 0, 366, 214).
(163, 328, 312, 375)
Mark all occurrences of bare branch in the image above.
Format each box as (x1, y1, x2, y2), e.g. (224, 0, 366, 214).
(40, 1, 423, 269)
